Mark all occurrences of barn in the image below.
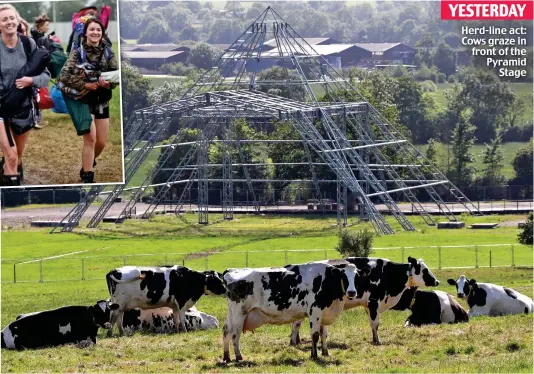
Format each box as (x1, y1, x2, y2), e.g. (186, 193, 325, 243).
(354, 43, 416, 65)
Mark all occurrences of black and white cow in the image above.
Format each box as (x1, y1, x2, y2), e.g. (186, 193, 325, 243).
(121, 306, 219, 335)
(106, 265, 226, 336)
(391, 287, 469, 326)
(447, 275, 534, 317)
(222, 263, 367, 362)
(290, 256, 440, 345)
(2, 300, 119, 350)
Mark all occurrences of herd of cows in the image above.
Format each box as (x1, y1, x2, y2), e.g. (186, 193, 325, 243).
(2, 256, 533, 362)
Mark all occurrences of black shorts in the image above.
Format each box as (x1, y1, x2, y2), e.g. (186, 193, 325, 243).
(90, 105, 110, 119)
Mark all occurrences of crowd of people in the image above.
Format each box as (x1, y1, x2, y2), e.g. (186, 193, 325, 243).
(0, 3, 118, 186)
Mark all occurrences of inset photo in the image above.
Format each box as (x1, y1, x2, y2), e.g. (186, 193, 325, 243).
(0, 0, 122, 187)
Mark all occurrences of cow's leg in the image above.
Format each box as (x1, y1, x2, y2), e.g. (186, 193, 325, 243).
(230, 313, 246, 361)
(223, 318, 232, 363)
(320, 325, 329, 357)
(171, 304, 183, 333)
(116, 310, 125, 337)
(222, 304, 246, 362)
(309, 311, 322, 359)
(107, 309, 121, 337)
(290, 320, 302, 346)
(366, 299, 381, 345)
(179, 309, 188, 332)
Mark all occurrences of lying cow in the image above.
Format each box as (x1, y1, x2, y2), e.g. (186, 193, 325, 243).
(222, 263, 368, 362)
(447, 275, 534, 317)
(2, 300, 119, 350)
(391, 287, 468, 326)
(290, 256, 439, 345)
(106, 265, 226, 336)
(122, 306, 218, 335)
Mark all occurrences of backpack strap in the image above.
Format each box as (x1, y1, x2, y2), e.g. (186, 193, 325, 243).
(19, 35, 32, 61)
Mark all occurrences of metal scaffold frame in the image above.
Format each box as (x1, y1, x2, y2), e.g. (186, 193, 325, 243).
(55, 6, 481, 235)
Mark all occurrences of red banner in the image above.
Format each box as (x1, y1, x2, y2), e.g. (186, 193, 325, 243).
(441, 1, 534, 20)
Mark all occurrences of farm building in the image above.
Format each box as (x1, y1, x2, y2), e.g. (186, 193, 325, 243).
(122, 49, 190, 73)
(354, 43, 416, 65)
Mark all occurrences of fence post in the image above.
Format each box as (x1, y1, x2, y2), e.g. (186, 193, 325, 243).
(475, 245, 478, 268)
(284, 250, 288, 265)
(165, 254, 168, 265)
(324, 248, 327, 260)
(123, 256, 127, 266)
(401, 247, 405, 262)
(39, 260, 43, 283)
(205, 255, 209, 271)
(13, 263, 16, 283)
(245, 251, 249, 267)
(511, 244, 515, 268)
(182, 259, 185, 267)
(82, 259, 85, 280)
(438, 246, 442, 270)
(489, 251, 492, 268)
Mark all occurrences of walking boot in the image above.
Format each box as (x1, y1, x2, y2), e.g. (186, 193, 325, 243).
(2, 174, 21, 186)
(81, 171, 95, 184)
(80, 160, 97, 179)
(17, 164, 23, 185)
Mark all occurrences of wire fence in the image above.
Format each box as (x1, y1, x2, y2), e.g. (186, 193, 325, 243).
(2, 244, 531, 284)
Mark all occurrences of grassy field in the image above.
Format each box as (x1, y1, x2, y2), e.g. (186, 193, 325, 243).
(0, 44, 124, 186)
(1, 213, 532, 372)
(415, 142, 528, 180)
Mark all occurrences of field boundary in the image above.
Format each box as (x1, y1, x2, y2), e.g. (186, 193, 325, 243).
(2, 243, 531, 284)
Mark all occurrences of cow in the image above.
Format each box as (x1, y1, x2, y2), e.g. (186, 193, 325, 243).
(1, 300, 119, 350)
(105, 265, 226, 336)
(390, 287, 468, 326)
(289, 256, 440, 345)
(121, 306, 218, 335)
(222, 263, 368, 362)
(447, 275, 534, 317)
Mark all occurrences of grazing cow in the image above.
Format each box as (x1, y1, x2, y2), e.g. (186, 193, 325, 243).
(222, 263, 368, 361)
(106, 265, 226, 336)
(447, 275, 534, 317)
(2, 300, 119, 350)
(391, 287, 468, 326)
(121, 306, 218, 335)
(290, 256, 440, 345)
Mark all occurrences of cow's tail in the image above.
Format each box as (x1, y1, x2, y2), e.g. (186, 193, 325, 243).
(105, 271, 115, 296)
(447, 294, 469, 323)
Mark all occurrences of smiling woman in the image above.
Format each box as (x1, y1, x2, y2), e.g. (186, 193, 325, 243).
(0, 3, 50, 186)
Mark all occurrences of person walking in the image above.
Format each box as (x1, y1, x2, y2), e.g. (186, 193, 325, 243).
(58, 18, 117, 184)
(0, 4, 50, 186)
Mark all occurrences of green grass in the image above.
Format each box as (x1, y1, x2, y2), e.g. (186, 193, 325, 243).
(1, 214, 531, 283)
(1, 267, 532, 372)
(416, 142, 527, 179)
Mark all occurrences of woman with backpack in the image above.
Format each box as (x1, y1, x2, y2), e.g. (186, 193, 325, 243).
(30, 13, 52, 50)
(58, 18, 117, 184)
(0, 4, 50, 186)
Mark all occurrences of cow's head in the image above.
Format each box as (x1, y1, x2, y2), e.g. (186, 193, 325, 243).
(337, 264, 370, 300)
(92, 299, 119, 329)
(408, 257, 439, 287)
(203, 270, 227, 296)
(447, 275, 476, 299)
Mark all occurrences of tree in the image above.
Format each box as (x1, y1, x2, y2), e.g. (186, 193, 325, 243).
(169, 7, 192, 30)
(138, 19, 173, 44)
(118, 1, 144, 38)
(187, 43, 215, 70)
(478, 137, 506, 188)
(433, 42, 457, 76)
(425, 138, 438, 165)
(518, 212, 533, 245)
(120, 60, 152, 122)
(179, 26, 199, 42)
(449, 110, 476, 186)
(336, 229, 374, 258)
(506, 93, 532, 128)
(441, 32, 462, 49)
(509, 140, 533, 186)
(257, 67, 305, 102)
(414, 33, 434, 67)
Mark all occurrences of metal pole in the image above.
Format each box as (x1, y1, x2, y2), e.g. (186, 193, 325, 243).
(475, 245, 478, 268)
(284, 250, 288, 265)
(245, 251, 249, 267)
(511, 244, 515, 267)
(324, 248, 327, 260)
(39, 260, 43, 283)
(82, 259, 85, 280)
(438, 246, 442, 270)
(489, 251, 492, 268)
(205, 255, 208, 271)
(401, 247, 405, 262)
(13, 263, 16, 283)
(182, 259, 185, 267)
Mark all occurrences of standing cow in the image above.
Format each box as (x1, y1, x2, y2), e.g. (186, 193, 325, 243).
(106, 265, 226, 336)
(289, 257, 440, 345)
(391, 287, 469, 326)
(2, 300, 119, 350)
(121, 306, 218, 335)
(222, 263, 368, 362)
(447, 275, 534, 317)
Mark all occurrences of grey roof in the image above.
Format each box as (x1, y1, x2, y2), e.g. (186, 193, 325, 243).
(130, 43, 180, 52)
(123, 51, 185, 59)
(263, 37, 337, 48)
(354, 43, 413, 53)
(258, 43, 366, 58)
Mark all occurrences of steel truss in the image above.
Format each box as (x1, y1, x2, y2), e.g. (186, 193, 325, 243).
(57, 6, 481, 235)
